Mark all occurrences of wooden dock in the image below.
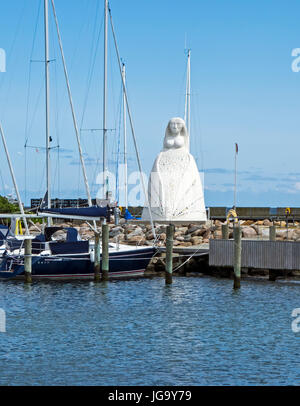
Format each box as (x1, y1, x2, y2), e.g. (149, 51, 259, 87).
(209, 239, 300, 271)
(158, 243, 209, 256)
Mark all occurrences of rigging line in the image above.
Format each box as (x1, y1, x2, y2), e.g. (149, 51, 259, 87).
(178, 62, 187, 118)
(0, 168, 6, 196)
(108, 6, 156, 240)
(80, 9, 104, 131)
(0, 123, 29, 234)
(0, 0, 27, 94)
(50, 15, 62, 198)
(50, 7, 60, 144)
(26, 80, 45, 142)
(89, 129, 102, 196)
(108, 27, 118, 137)
(37, 160, 46, 200)
(24, 0, 42, 145)
(24, 1, 41, 208)
(24, 144, 27, 206)
(109, 79, 122, 193)
(51, 0, 93, 212)
(51, 0, 97, 143)
(67, 0, 96, 76)
(193, 93, 204, 172)
(0, 143, 7, 194)
(54, 61, 61, 198)
(57, 141, 61, 199)
(59, 0, 96, 119)
(25, 145, 59, 150)
(0, 0, 27, 116)
(115, 82, 123, 203)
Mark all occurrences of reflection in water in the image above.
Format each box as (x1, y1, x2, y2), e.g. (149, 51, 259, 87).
(0, 277, 299, 385)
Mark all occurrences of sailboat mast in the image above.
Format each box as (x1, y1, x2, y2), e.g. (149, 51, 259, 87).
(103, 0, 108, 199)
(50, 0, 93, 208)
(44, 0, 51, 223)
(122, 63, 128, 209)
(184, 49, 191, 149)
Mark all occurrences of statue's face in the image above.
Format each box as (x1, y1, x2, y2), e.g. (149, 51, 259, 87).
(169, 120, 183, 135)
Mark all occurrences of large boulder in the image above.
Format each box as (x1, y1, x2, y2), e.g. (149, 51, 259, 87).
(242, 226, 257, 239)
(276, 229, 294, 240)
(109, 226, 124, 238)
(145, 231, 155, 240)
(159, 233, 166, 241)
(126, 235, 146, 245)
(51, 230, 67, 241)
(213, 230, 222, 239)
(255, 220, 264, 226)
(263, 219, 272, 226)
(191, 226, 209, 237)
(185, 225, 202, 235)
(127, 226, 144, 237)
(191, 236, 203, 245)
(178, 242, 193, 247)
(292, 229, 300, 241)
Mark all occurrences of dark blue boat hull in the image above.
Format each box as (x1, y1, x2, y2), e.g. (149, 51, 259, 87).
(0, 247, 155, 280)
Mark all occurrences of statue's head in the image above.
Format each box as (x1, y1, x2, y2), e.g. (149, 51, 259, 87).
(164, 117, 188, 150)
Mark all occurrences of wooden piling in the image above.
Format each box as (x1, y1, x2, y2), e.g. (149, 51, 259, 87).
(114, 207, 120, 226)
(222, 223, 229, 240)
(101, 223, 109, 281)
(124, 223, 128, 241)
(233, 226, 242, 289)
(24, 239, 32, 284)
(269, 269, 277, 282)
(165, 224, 175, 285)
(94, 232, 101, 282)
(269, 225, 276, 241)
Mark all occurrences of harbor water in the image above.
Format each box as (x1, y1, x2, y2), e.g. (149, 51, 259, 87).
(0, 276, 299, 386)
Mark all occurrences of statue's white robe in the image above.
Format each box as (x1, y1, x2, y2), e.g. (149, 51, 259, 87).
(142, 147, 207, 223)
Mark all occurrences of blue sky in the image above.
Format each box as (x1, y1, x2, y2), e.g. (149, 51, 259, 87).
(1, 0, 300, 207)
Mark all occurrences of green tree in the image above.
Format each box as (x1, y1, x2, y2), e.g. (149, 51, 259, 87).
(0, 196, 19, 213)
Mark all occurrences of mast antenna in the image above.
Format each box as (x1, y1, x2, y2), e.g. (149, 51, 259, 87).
(184, 48, 191, 149)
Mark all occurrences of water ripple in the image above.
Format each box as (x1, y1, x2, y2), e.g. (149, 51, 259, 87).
(0, 277, 299, 385)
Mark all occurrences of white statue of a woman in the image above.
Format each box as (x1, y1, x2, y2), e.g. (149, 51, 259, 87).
(142, 117, 207, 223)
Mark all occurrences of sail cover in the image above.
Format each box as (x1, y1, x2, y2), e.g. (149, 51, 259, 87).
(40, 206, 108, 218)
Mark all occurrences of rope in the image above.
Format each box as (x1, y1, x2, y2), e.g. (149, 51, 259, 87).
(172, 245, 207, 272)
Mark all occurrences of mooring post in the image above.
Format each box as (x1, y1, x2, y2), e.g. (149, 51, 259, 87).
(124, 223, 128, 241)
(165, 224, 175, 285)
(24, 238, 32, 284)
(269, 225, 276, 241)
(233, 225, 242, 289)
(114, 207, 120, 226)
(222, 223, 229, 239)
(101, 223, 109, 281)
(269, 269, 277, 281)
(94, 232, 101, 282)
